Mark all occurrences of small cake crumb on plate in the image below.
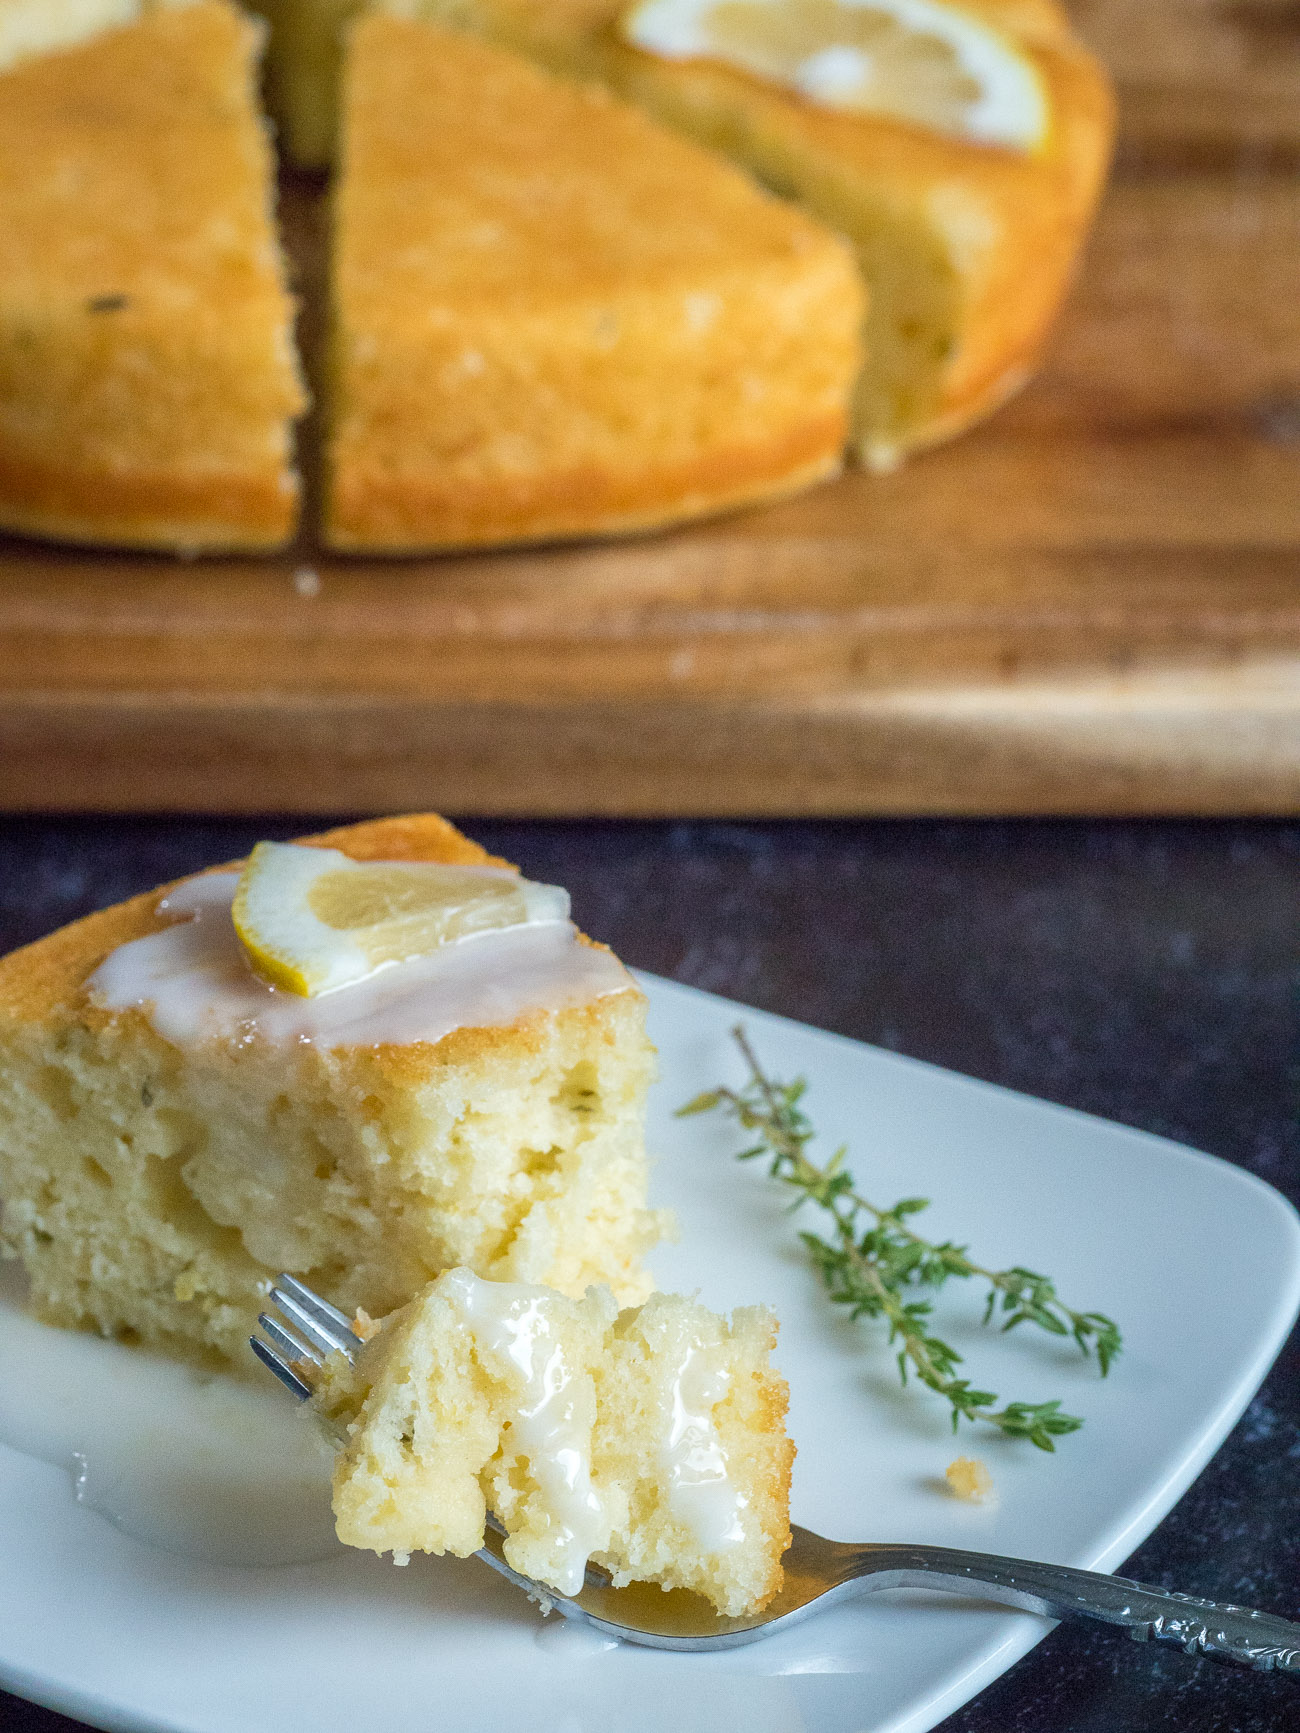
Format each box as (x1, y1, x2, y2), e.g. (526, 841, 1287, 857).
(946, 1456, 996, 1503)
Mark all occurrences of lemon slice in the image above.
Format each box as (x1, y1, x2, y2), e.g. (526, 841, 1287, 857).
(231, 842, 571, 997)
(621, 0, 1048, 151)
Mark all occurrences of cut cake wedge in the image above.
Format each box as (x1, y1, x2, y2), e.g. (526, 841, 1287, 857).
(389, 0, 1115, 468)
(0, 0, 307, 551)
(0, 815, 664, 1366)
(324, 14, 864, 552)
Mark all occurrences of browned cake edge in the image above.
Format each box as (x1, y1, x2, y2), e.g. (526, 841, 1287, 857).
(325, 417, 847, 553)
(900, 37, 1117, 455)
(0, 454, 301, 553)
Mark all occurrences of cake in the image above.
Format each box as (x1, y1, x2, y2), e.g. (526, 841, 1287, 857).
(0, 814, 665, 1366)
(318, 1269, 793, 1616)
(0, 0, 307, 551)
(383, 0, 1115, 466)
(323, 14, 864, 552)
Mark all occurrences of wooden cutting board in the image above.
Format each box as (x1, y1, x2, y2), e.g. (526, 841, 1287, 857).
(4, 0, 1299, 816)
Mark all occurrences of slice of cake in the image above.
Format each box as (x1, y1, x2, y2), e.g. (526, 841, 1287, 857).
(396, 0, 1115, 467)
(0, 0, 307, 551)
(324, 15, 864, 551)
(0, 815, 665, 1366)
(318, 1270, 793, 1616)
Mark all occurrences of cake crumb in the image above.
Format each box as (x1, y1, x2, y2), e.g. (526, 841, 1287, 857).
(946, 1457, 994, 1503)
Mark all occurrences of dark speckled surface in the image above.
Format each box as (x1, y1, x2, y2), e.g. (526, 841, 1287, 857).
(0, 816, 1297, 1733)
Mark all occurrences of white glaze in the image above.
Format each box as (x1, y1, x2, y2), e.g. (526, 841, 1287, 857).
(663, 1343, 747, 1550)
(444, 1270, 606, 1597)
(0, 1260, 337, 1567)
(88, 871, 630, 1050)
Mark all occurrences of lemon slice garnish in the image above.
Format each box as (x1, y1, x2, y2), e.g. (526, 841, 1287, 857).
(231, 842, 571, 997)
(621, 0, 1048, 151)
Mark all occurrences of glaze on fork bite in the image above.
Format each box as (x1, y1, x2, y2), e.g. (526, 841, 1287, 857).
(313, 1270, 794, 1617)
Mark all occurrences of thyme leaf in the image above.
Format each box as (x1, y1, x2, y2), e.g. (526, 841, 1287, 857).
(679, 1026, 1122, 1450)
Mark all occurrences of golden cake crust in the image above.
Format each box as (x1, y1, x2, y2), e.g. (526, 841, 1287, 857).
(0, 1, 307, 552)
(325, 16, 863, 552)
(328, 415, 851, 552)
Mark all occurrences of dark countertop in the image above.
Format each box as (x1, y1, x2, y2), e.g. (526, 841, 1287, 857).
(1, 815, 1297, 1733)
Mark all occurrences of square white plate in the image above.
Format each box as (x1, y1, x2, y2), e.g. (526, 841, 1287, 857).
(2, 974, 1298, 1733)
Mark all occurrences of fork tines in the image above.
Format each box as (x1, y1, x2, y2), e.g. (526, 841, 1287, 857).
(251, 1271, 364, 1401)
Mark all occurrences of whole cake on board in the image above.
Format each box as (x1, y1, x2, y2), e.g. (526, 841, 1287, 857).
(0, 0, 1114, 550)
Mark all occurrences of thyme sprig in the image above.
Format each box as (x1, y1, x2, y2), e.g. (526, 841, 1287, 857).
(679, 1026, 1121, 1451)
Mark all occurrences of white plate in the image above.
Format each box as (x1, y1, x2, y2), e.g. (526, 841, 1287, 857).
(2, 975, 1298, 1733)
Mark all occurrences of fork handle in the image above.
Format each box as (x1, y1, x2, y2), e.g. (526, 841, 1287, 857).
(844, 1545, 1300, 1674)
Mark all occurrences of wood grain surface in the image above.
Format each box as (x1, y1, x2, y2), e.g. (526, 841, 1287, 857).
(4, 0, 1299, 816)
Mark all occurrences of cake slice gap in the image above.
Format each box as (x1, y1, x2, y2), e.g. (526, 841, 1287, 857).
(243, 0, 365, 169)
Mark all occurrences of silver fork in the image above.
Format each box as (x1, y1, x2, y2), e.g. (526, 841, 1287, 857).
(253, 1274, 1300, 1669)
